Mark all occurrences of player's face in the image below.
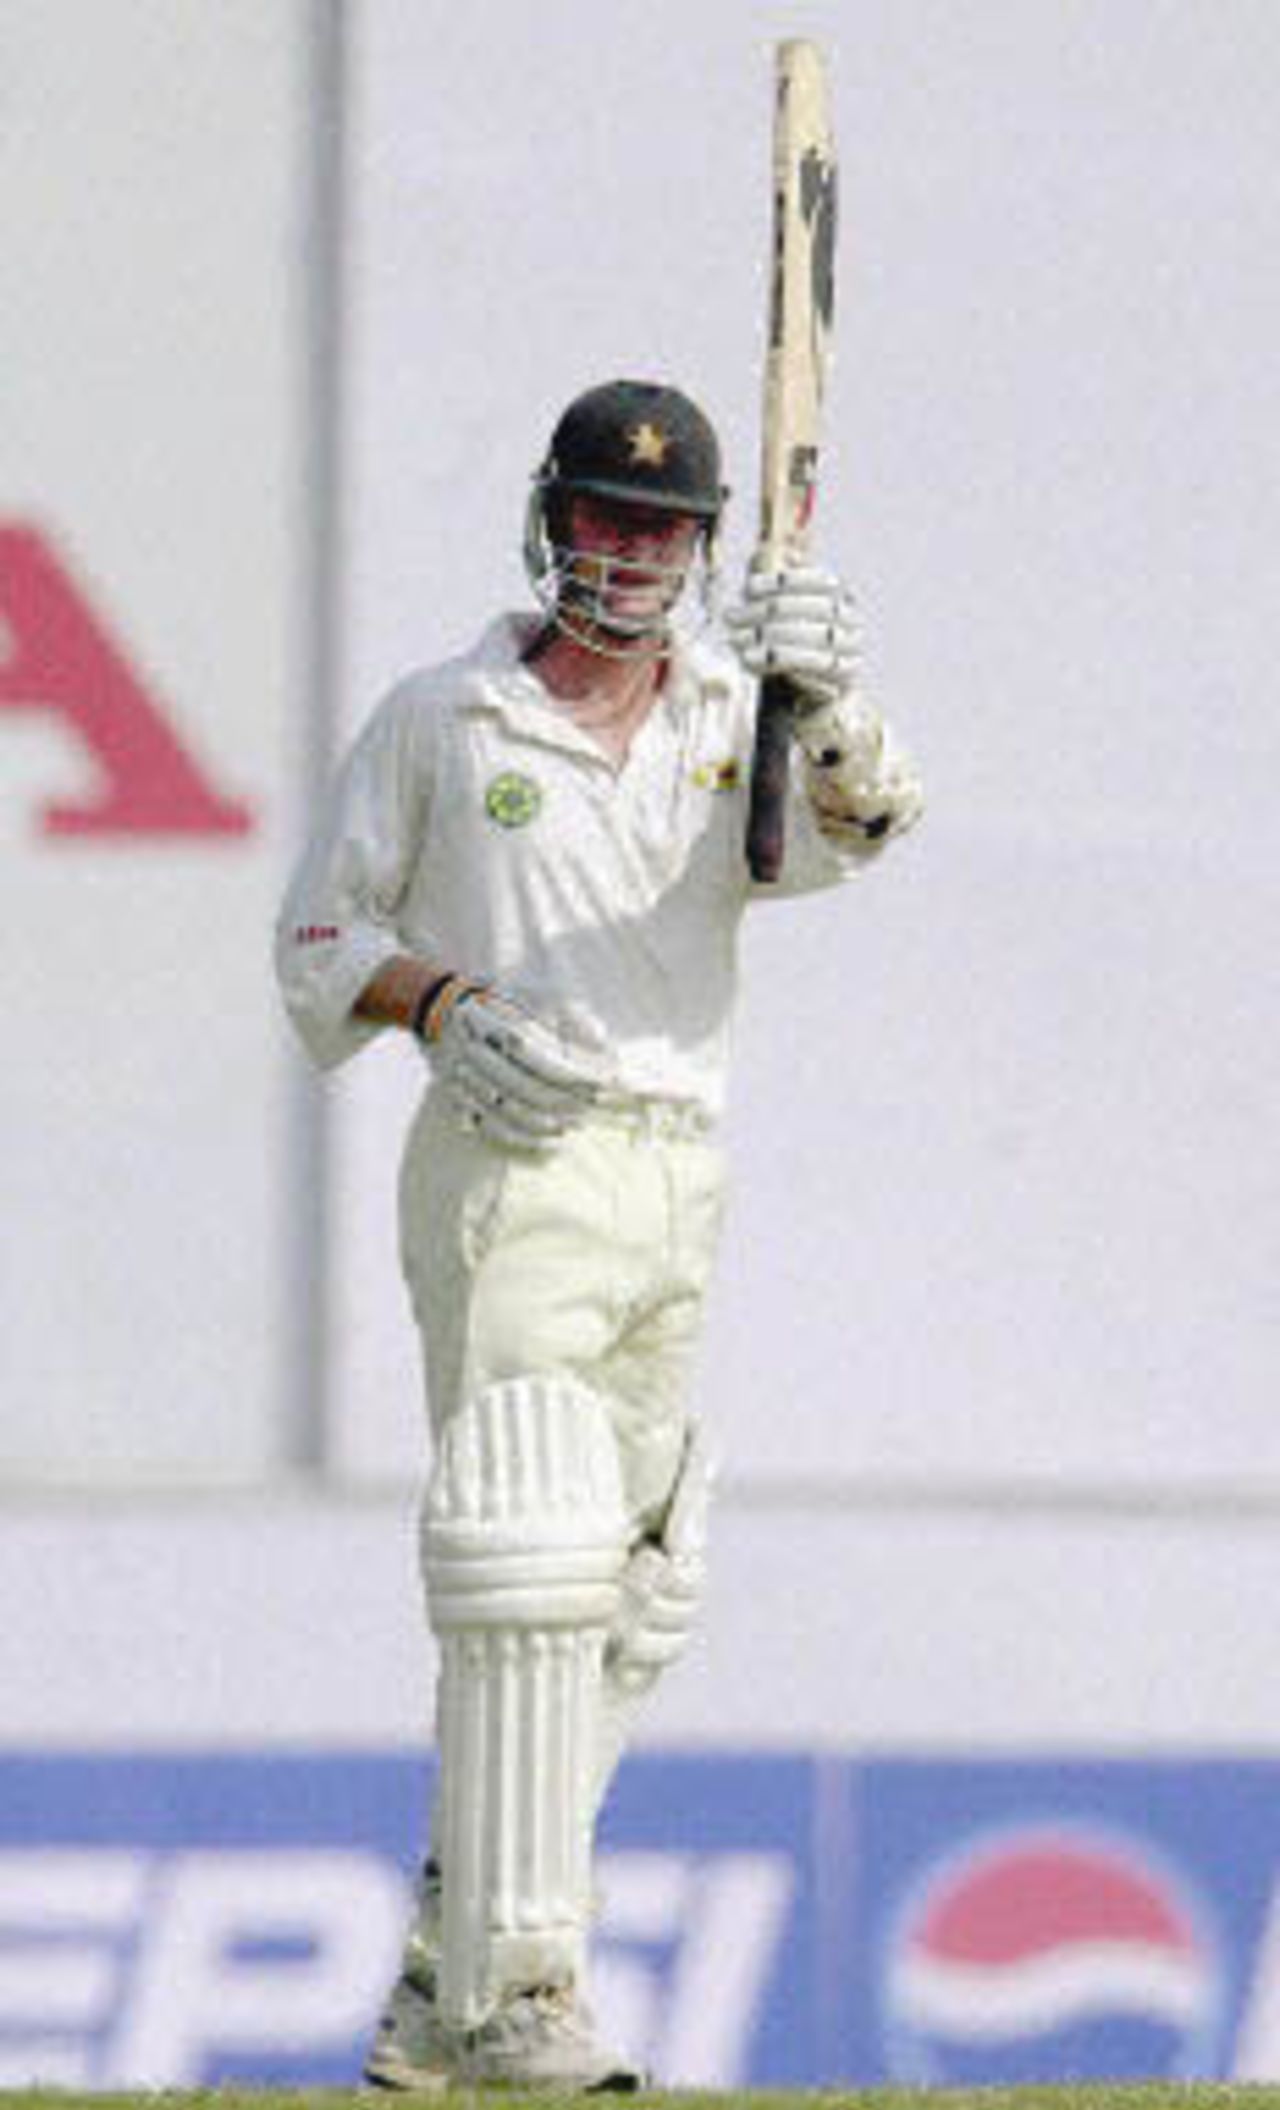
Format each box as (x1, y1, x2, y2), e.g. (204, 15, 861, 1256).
(563, 495, 700, 633)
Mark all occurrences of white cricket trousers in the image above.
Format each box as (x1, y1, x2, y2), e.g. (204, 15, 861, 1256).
(398, 1085, 727, 1527)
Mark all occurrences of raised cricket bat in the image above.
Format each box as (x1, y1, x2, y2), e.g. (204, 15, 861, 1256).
(746, 39, 839, 883)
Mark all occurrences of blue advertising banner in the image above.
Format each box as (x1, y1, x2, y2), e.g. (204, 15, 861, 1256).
(850, 1759, 1280, 2087)
(1, 1752, 1279, 2088)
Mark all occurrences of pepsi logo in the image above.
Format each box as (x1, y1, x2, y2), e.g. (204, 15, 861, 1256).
(883, 1822, 1225, 2083)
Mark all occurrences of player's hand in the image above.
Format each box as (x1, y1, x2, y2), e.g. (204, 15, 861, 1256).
(426, 983, 611, 1154)
(724, 563, 861, 706)
(802, 709, 925, 845)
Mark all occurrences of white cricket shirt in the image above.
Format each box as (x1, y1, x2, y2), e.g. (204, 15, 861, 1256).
(275, 613, 872, 1114)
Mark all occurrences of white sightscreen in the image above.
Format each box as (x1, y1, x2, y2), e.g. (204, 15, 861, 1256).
(1, 3, 306, 1481)
(330, 0, 1280, 1495)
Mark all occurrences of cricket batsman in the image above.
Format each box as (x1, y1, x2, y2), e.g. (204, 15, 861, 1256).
(275, 380, 922, 2090)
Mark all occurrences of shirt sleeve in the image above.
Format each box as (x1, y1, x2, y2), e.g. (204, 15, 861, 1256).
(273, 676, 435, 1069)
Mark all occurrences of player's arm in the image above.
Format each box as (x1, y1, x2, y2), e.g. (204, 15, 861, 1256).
(277, 678, 610, 1148)
(727, 563, 923, 854)
(274, 679, 434, 1068)
(352, 953, 454, 1032)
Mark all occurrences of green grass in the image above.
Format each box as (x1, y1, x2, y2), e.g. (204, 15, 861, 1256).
(4, 2087, 1280, 2110)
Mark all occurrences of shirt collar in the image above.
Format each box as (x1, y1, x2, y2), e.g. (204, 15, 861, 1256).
(454, 611, 731, 761)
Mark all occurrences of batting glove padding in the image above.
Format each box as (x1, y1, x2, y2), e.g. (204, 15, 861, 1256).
(802, 715, 925, 845)
(430, 987, 610, 1153)
(794, 692, 924, 844)
(724, 562, 862, 705)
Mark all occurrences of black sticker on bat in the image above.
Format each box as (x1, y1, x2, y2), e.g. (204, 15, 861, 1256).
(788, 442, 819, 529)
(800, 147, 838, 331)
(768, 185, 787, 350)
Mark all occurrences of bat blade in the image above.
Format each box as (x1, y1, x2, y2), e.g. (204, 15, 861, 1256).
(746, 39, 839, 883)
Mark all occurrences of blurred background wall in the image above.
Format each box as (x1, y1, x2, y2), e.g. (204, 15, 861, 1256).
(2, 0, 1278, 2087)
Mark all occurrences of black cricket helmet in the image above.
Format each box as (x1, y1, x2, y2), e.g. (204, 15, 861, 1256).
(539, 378, 727, 521)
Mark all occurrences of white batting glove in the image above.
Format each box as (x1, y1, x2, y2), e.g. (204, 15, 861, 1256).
(723, 563, 861, 705)
(423, 982, 611, 1154)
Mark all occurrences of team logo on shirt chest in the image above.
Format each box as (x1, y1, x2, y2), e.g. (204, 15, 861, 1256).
(484, 769, 543, 828)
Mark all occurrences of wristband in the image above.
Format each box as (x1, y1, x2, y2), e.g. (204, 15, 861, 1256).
(410, 973, 455, 1043)
(423, 975, 488, 1044)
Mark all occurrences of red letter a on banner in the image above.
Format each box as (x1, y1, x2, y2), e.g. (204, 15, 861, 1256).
(0, 525, 253, 837)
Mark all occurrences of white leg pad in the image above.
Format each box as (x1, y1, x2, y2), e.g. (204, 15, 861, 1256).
(594, 1421, 711, 1815)
(422, 1375, 628, 2027)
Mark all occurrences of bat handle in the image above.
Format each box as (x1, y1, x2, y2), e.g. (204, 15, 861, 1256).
(746, 673, 798, 882)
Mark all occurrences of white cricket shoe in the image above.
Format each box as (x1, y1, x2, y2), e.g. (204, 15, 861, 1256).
(364, 1968, 451, 2093)
(365, 1858, 448, 2092)
(453, 1983, 644, 2094)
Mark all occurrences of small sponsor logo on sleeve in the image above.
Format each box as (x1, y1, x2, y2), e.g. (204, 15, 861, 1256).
(293, 924, 340, 946)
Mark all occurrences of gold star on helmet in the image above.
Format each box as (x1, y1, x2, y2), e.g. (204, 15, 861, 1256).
(627, 421, 670, 467)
